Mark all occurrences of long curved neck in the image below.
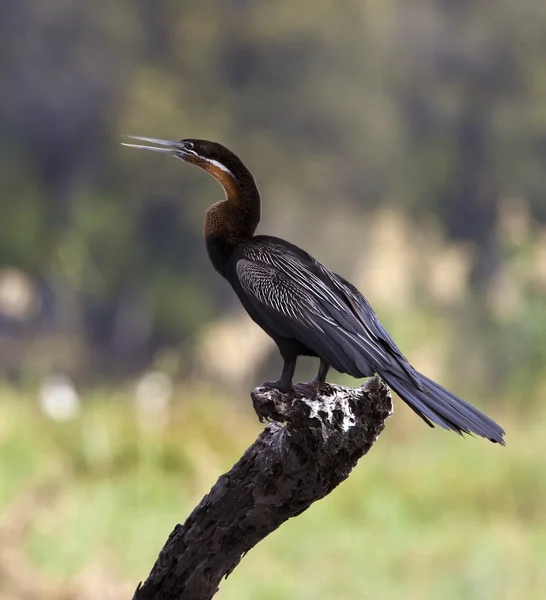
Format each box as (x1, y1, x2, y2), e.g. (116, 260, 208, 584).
(202, 156, 261, 275)
(201, 152, 260, 213)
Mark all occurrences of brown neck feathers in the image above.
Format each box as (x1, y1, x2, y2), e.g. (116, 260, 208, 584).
(200, 155, 261, 244)
(202, 160, 245, 208)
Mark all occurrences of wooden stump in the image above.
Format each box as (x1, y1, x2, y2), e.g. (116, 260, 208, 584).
(133, 377, 393, 600)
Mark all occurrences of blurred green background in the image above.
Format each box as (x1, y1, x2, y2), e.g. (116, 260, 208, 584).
(1, 1, 545, 599)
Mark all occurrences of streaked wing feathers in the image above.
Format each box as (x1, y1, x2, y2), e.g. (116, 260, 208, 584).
(235, 242, 394, 374)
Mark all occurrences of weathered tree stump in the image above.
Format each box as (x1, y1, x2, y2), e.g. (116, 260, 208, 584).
(132, 376, 393, 600)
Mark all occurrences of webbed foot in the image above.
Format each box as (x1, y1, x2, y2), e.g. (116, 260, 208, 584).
(260, 380, 295, 394)
(295, 381, 323, 400)
(295, 359, 330, 399)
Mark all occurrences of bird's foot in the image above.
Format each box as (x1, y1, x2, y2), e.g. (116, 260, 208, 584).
(295, 381, 323, 400)
(260, 380, 295, 394)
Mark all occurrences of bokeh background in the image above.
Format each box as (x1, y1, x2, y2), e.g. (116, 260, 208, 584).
(1, 1, 546, 599)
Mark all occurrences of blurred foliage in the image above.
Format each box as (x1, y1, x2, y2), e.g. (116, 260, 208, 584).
(0, 385, 544, 600)
(0, 0, 545, 392)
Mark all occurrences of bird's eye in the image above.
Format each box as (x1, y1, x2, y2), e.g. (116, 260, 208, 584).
(184, 141, 194, 151)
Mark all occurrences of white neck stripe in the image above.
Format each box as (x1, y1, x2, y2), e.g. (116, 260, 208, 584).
(204, 157, 235, 178)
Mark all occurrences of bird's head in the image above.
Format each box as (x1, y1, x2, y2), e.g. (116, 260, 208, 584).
(122, 136, 242, 183)
(122, 134, 260, 218)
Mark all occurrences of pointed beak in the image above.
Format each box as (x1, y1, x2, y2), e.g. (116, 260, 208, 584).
(121, 135, 189, 157)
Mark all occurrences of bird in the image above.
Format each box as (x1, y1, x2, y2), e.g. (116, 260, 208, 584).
(122, 135, 505, 445)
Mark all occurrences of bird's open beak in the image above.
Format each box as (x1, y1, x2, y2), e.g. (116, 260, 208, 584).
(121, 135, 189, 157)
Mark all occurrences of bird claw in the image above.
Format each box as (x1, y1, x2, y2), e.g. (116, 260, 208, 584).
(295, 381, 322, 400)
(260, 380, 295, 395)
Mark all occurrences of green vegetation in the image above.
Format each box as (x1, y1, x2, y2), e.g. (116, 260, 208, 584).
(0, 385, 543, 600)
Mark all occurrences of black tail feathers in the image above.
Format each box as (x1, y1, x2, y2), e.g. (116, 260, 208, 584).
(380, 369, 505, 445)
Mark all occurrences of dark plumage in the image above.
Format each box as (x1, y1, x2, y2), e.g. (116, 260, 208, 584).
(122, 135, 505, 445)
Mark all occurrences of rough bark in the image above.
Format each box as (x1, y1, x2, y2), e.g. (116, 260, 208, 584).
(132, 377, 393, 600)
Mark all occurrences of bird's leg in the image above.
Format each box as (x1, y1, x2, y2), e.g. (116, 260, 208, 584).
(261, 359, 296, 393)
(296, 359, 330, 399)
(312, 359, 330, 390)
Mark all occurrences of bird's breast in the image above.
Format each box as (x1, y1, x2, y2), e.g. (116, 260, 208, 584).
(205, 234, 238, 276)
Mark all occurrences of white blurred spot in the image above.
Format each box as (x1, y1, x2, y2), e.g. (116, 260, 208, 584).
(38, 374, 81, 421)
(0, 268, 39, 321)
(134, 371, 173, 430)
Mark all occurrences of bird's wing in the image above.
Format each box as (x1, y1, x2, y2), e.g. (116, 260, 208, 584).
(320, 268, 412, 362)
(315, 264, 424, 385)
(235, 251, 392, 374)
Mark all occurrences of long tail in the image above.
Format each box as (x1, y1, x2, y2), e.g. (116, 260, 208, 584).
(380, 369, 505, 445)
